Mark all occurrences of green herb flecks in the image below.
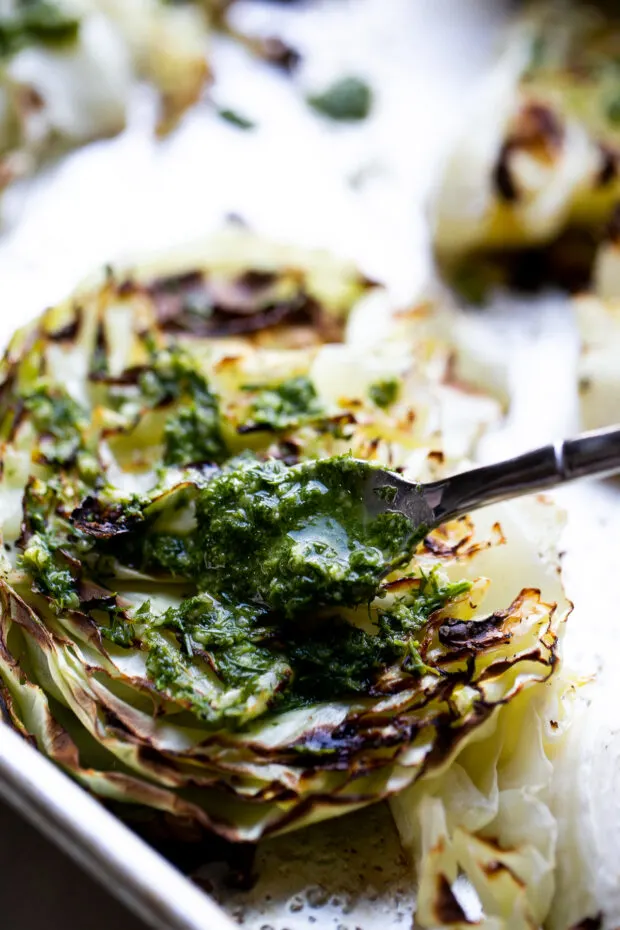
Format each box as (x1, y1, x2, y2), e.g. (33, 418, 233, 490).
(139, 572, 470, 724)
(141, 532, 199, 576)
(99, 604, 137, 648)
(376, 573, 472, 676)
(17, 479, 81, 612)
(143, 596, 290, 726)
(21, 381, 97, 477)
(164, 402, 225, 467)
(240, 375, 327, 432)
(20, 532, 80, 611)
(307, 76, 373, 122)
(368, 378, 400, 409)
(138, 346, 228, 467)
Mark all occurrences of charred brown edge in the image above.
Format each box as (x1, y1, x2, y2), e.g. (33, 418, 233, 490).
(438, 613, 512, 650)
(493, 102, 564, 204)
(141, 263, 375, 341)
(89, 317, 110, 381)
(70, 495, 146, 539)
(606, 201, 620, 245)
(597, 143, 619, 189)
(434, 873, 470, 924)
(568, 916, 603, 930)
(45, 306, 83, 343)
(237, 410, 356, 436)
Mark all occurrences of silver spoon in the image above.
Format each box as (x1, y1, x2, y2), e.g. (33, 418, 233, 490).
(363, 426, 620, 531)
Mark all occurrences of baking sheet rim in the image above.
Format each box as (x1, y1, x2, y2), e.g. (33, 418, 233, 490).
(0, 720, 236, 930)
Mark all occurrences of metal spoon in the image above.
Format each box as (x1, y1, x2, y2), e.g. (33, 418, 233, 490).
(363, 426, 620, 531)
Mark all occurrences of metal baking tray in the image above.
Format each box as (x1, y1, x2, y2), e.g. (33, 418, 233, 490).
(3, 2, 614, 928)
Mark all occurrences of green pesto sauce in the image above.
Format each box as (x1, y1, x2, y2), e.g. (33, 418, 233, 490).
(138, 346, 228, 467)
(18, 479, 81, 612)
(20, 532, 80, 611)
(241, 375, 326, 432)
(138, 571, 470, 724)
(18, 382, 99, 490)
(368, 378, 400, 409)
(16, 370, 472, 728)
(0, 2, 80, 58)
(22, 381, 89, 469)
(17, 457, 471, 726)
(195, 455, 420, 619)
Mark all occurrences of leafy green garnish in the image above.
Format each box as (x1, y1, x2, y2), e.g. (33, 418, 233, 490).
(164, 402, 225, 467)
(17, 477, 81, 612)
(144, 597, 290, 726)
(100, 605, 137, 648)
(307, 76, 373, 122)
(20, 533, 80, 612)
(21, 381, 93, 472)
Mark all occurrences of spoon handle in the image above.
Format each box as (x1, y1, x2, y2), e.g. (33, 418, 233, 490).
(426, 426, 620, 523)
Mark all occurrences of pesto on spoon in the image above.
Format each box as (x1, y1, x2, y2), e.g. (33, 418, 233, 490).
(196, 455, 423, 619)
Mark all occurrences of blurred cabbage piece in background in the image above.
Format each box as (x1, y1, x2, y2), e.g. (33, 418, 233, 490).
(432, 0, 620, 298)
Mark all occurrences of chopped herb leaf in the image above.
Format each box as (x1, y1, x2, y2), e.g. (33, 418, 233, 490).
(20, 533, 79, 611)
(307, 76, 373, 122)
(368, 378, 400, 409)
(217, 107, 256, 130)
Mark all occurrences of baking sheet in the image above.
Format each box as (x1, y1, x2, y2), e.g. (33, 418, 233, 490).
(2, 1, 617, 928)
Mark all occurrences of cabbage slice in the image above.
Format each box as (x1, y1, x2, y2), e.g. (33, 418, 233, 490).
(0, 233, 569, 930)
(0, 0, 212, 195)
(432, 0, 620, 295)
(390, 497, 573, 929)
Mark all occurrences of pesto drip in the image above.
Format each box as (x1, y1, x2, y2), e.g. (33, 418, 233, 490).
(137, 346, 228, 467)
(240, 375, 327, 432)
(134, 570, 469, 725)
(20, 380, 98, 477)
(16, 449, 471, 727)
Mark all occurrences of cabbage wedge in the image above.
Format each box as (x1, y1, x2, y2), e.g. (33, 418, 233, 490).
(433, 0, 620, 297)
(0, 232, 570, 928)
